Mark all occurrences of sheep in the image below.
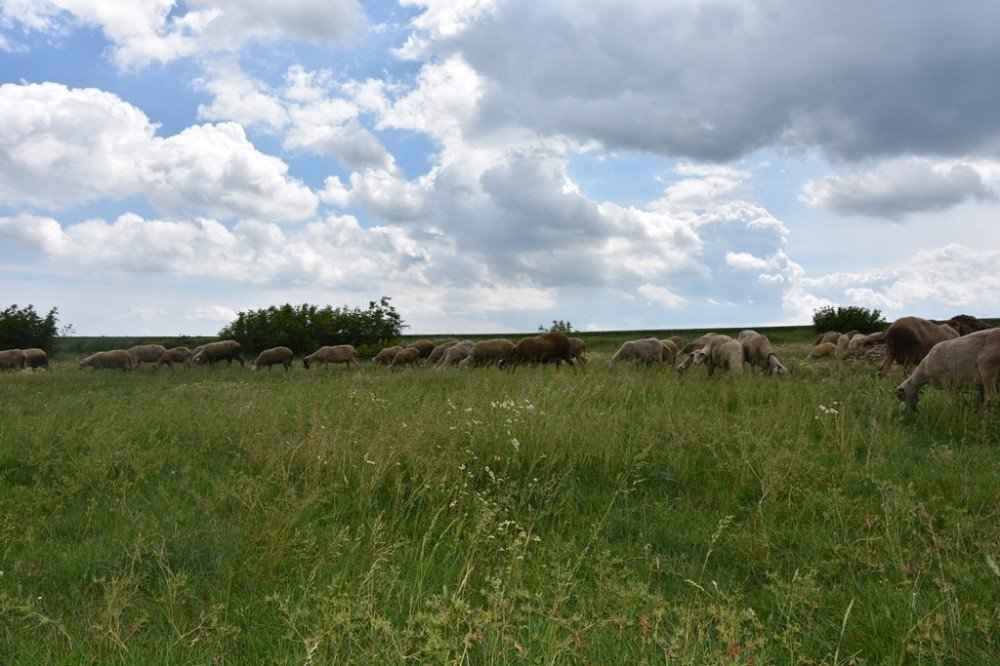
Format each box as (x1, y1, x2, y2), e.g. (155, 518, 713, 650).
(23, 348, 50, 371)
(78, 350, 132, 372)
(0, 349, 27, 371)
(128, 344, 167, 369)
(659, 339, 678, 365)
(895, 328, 1000, 411)
(155, 346, 193, 371)
(814, 331, 843, 346)
(302, 345, 358, 370)
(462, 339, 515, 368)
(806, 342, 838, 360)
(372, 345, 404, 365)
(738, 330, 787, 376)
(406, 340, 436, 359)
(426, 340, 460, 365)
(390, 347, 422, 369)
(678, 335, 743, 375)
(879, 316, 959, 378)
(681, 333, 717, 355)
(848, 331, 886, 352)
(501, 331, 574, 370)
(569, 337, 588, 366)
(191, 340, 244, 368)
(610, 338, 665, 366)
(251, 346, 294, 373)
(436, 340, 475, 369)
(664, 336, 686, 352)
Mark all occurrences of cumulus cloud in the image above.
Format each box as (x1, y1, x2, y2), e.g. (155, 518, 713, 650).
(801, 158, 998, 219)
(0, 82, 316, 221)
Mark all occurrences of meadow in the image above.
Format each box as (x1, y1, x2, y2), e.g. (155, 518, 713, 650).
(1, 330, 998, 663)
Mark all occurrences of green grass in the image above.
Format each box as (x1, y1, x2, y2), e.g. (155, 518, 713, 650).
(2, 335, 998, 663)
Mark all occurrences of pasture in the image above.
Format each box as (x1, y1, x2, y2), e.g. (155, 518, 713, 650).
(1, 332, 998, 663)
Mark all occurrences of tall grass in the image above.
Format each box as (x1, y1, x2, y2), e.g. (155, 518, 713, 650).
(1, 339, 997, 663)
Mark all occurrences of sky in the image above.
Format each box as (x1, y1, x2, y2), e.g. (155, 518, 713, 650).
(1, 0, 999, 336)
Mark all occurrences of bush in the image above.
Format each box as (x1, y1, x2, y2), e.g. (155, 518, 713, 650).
(538, 320, 575, 334)
(812, 305, 886, 335)
(219, 298, 406, 356)
(0, 304, 60, 353)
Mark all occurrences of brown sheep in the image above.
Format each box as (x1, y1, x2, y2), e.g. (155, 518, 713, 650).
(462, 339, 515, 367)
(502, 331, 574, 370)
(426, 340, 460, 365)
(372, 345, 403, 364)
(946, 314, 992, 337)
(436, 340, 475, 369)
(569, 337, 588, 366)
(79, 350, 132, 372)
(0, 349, 28, 371)
(659, 339, 678, 365)
(896, 328, 1000, 411)
(681, 333, 717, 355)
(806, 342, 838, 360)
(23, 348, 50, 371)
(192, 340, 244, 368)
(251, 346, 294, 373)
(390, 347, 422, 369)
(128, 344, 167, 369)
(406, 340, 436, 359)
(738, 330, 788, 376)
(610, 338, 665, 366)
(664, 336, 686, 352)
(879, 316, 960, 378)
(814, 331, 842, 346)
(302, 345, 358, 369)
(680, 335, 743, 375)
(155, 346, 193, 371)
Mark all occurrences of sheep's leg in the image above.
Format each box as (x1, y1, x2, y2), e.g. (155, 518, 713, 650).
(877, 352, 894, 378)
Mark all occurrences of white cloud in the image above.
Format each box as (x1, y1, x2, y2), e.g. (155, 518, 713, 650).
(637, 284, 686, 309)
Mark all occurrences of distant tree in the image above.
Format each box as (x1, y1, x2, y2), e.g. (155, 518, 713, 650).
(812, 305, 886, 334)
(219, 297, 406, 355)
(0, 304, 61, 353)
(538, 319, 575, 335)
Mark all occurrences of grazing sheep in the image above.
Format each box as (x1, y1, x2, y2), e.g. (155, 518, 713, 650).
(23, 348, 50, 371)
(426, 340, 460, 365)
(946, 314, 992, 337)
(678, 335, 743, 375)
(191, 340, 244, 368)
(814, 331, 842, 346)
(462, 339, 516, 368)
(128, 344, 167, 369)
(79, 350, 132, 372)
(569, 337, 588, 366)
(436, 341, 475, 369)
(682, 333, 717, 355)
(895, 328, 1000, 411)
(664, 336, 686, 352)
(848, 331, 886, 352)
(879, 316, 959, 378)
(502, 331, 574, 370)
(610, 338, 665, 366)
(806, 342, 838, 360)
(659, 339, 678, 365)
(390, 347, 422, 369)
(251, 346, 294, 373)
(372, 345, 404, 364)
(155, 346, 193, 371)
(0, 349, 28, 371)
(406, 340, 436, 359)
(302, 345, 358, 370)
(738, 330, 788, 376)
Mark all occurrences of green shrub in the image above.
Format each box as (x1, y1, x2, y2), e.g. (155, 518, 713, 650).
(0, 303, 60, 352)
(812, 305, 886, 334)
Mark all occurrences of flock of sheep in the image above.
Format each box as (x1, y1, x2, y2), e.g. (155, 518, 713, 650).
(2, 315, 998, 411)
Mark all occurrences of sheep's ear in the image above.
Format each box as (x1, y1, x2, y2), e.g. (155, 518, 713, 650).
(894, 385, 905, 398)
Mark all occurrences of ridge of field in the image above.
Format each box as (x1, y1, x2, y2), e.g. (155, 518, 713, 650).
(2, 333, 998, 662)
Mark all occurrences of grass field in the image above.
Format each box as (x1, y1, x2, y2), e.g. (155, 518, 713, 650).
(2, 331, 998, 663)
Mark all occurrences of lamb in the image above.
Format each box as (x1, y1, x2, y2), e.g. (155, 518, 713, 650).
(372, 345, 404, 364)
(895, 328, 1000, 411)
(78, 350, 132, 372)
(501, 331, 574, 370)
(569, 337, 589, 366)
(879, 316, 959, 378)
(426, 340, 460, 365)
(0, 349, 27, 371)
(462, 339, 515, 367)
(390, 347, 422, 369)
(155, 346, 193, 371)
(806, 342, 838, 360)
(128, 344, 167, 369)
(302, 345, 358, 370)
(23, 348, 51, 371)
(436, 340, 475, 369)
(191, 340, 244, 368)
(738, 330, 788, 376)
(659, 339, 678, 365)
(406, 340, 436, 359)
(610, 338, 665, 366)
(251, 346, 294, 373)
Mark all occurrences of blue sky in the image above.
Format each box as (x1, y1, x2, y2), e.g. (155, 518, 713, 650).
(2, 1, 999, 335)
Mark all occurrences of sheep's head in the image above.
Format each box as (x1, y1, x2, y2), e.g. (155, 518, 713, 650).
(191, 353, 204, 365)
(302, 357, 311, 369)
(250, 363, 260, 373)
(895, 382, 920, 411)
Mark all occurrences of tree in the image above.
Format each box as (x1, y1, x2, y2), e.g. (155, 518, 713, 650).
(0, 304, 61, 353)
(538, 319, 575, 334)
(218, 298, 407, 356)
(812, 305, 886, 335)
